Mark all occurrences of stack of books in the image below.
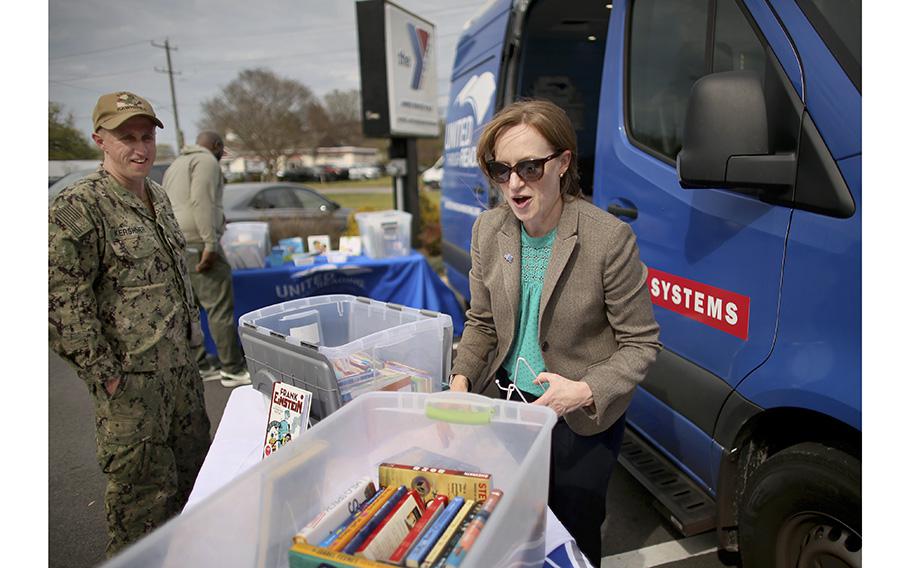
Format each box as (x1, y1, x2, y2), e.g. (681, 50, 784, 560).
(331, 352, 435, 403)
(288, 463, 503, 568)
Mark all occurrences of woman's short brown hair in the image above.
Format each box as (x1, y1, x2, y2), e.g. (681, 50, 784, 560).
(476, 98, 580, 198)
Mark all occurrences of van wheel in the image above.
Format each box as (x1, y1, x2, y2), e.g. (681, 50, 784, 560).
(739, 442, 861, 568)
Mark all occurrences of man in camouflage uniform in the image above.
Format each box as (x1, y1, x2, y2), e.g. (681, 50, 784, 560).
(48, 91, 212, 557)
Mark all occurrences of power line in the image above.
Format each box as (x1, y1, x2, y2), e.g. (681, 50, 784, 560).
(49, 40, 152, 62)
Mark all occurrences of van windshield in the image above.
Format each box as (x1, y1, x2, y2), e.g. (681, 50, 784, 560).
(796, 0, 861, 91)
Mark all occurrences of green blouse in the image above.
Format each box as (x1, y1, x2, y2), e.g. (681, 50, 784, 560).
(502, 225, 557, 397)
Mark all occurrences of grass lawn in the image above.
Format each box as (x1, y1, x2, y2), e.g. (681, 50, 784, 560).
(329, 188, 440, 212)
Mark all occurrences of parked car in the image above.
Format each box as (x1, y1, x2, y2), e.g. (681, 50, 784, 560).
(276, 166, 320, 183)
(48, 163, 171, 202)
(348, 164, 383, 180)
(420, 156, 443, 189)
(223, 182, 351, 243)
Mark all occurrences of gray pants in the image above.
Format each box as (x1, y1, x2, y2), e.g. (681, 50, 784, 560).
(186, 247, 245, 374)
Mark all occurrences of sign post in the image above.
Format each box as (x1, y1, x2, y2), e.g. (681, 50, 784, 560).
(356, 0, 439, 245)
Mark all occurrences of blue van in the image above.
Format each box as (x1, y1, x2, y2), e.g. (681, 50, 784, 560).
(440, 1, 861, 565)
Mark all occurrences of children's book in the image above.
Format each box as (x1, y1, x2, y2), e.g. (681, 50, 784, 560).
(387, 495, 448, 565)
(405, 496, 466, 568)
(357, 489, 426, 561)
(307, 234, 331, 254)
(444, 490, 503, 568)
(339, 236, 363, 256)
(294, 476, 377, 545)
(378, 463, 491, 504)
(420, 499, 475, 568)
(263, 381, 312, 458)
(288, 541, 387, 568)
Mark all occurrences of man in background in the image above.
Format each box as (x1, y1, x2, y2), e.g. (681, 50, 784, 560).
(48, 92, 212, 556)
(164, 131, 250, 387)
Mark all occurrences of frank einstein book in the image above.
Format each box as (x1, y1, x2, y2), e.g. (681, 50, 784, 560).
(263, 381, 313, 458)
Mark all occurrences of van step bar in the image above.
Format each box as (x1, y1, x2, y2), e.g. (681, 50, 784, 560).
(618, 429, 716, 537)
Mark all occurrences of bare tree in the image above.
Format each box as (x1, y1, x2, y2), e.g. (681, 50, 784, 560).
(320, 89, 364, 146)
(199, 68, 319, 177)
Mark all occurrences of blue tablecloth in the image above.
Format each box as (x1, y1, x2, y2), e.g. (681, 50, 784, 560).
(201, 252, 466, 355)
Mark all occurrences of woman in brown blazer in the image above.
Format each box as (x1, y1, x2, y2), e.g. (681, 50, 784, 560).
(449, 99, 661, 564)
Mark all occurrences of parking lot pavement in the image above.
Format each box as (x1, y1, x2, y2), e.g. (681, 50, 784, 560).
(50, 349, 736, 568)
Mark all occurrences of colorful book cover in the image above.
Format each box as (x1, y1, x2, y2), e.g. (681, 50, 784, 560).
(307, 234, 331, 254)
(318, 490, 384, 548)
(357, 490, 426, 561)
(444, 490, 503, 568)
(388, 495, 448, 565)
(427, 502, 481, 568)
(329, 485, 397, 552)
(421, 499, 475, 568)
(294, 477, 377, 545)
(289, 541, 387, 568)
(263, 381, 312, 458)
(339, 236, 363, 256)
(342, 486, 408, 555)
(405, 497, 466, 568)
(378, 463, 492, 504)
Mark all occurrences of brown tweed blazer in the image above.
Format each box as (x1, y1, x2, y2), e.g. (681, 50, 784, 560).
(451, 197, 661, 436)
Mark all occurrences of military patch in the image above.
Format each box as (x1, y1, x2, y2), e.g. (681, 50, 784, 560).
(113, 225, 148, 238)
(54, 204, 92, 239)
(116, 92, 145, 111)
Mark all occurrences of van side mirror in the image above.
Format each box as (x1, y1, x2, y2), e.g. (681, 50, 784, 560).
(677, 71, 795, 191)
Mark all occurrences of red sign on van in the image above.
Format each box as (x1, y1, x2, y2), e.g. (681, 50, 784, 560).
(647, 268, 750, 340)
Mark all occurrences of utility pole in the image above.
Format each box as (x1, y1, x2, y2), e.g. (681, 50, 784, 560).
(152, 38, 184, 150)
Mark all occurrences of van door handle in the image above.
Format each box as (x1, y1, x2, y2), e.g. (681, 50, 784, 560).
(607, 204, 638, 220)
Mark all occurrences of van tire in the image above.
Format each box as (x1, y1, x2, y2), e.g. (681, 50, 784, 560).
(739, 442, 861, 567)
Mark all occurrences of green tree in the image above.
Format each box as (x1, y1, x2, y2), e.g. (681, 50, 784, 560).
(199, 68, 320, 178)
(49, 102, 99, 160)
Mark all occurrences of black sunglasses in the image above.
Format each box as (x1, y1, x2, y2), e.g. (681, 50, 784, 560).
(486, 151, 563, 183)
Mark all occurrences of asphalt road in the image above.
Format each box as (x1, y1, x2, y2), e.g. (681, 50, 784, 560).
(49, 349, 735, 568)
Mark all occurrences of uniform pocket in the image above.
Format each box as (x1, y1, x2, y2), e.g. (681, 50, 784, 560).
(95, 374, 155, 483)
(110, 235, 163, 286)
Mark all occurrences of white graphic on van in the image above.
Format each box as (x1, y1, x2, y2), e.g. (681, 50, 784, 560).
(444, 71, 497, 169)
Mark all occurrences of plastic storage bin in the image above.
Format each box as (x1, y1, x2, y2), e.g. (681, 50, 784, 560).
(239, 295, 453, 420)
(355, 210, 412, 258)
(221, 222, 271, 269)
(103, 392, 557, 568)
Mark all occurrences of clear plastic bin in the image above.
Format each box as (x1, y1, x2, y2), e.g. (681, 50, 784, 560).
(103, 392, 557, 568)
(355, 210, 412, 258)
(238, 295, 453, 420)
(221, 222, 271, 269)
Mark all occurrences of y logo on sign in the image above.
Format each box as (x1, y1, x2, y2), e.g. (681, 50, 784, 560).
(407, 23, 430, 90)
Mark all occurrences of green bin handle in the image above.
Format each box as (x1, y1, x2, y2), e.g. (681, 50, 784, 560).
(425, 396, 494, 425)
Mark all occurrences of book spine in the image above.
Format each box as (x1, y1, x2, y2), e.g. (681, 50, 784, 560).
(378, 464, 492, 505)
(342, 486, 408, 555)
(405, 497, 466, 568)
(357, 490, 425, 560)
(318, 490, 384, 548)
(420, 499, 474, 568)
(387, 496, 448, 565)
(428, 503, 480, 568)
(295, 477, 377, 545)
(288, 541, 388, 568)
(329, 485, 397, 552)
(444, 490, 503, 568)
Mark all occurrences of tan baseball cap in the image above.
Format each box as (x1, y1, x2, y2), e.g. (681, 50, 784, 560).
(92, 91, 164, 131)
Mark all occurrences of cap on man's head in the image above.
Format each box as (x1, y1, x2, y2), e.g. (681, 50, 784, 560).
(92, 91, 164, 131)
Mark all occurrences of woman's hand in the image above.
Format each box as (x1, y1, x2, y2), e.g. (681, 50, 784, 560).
(449, 374, 470, 392)
(531, 373, 593, 417)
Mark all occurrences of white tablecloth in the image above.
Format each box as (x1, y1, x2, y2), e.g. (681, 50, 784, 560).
(186, 386, 593, 568)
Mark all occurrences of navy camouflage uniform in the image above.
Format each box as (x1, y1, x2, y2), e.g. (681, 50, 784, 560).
(48, 168, 212, 556)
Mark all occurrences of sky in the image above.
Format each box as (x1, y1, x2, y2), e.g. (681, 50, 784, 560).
(49, 0, 494, 151)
